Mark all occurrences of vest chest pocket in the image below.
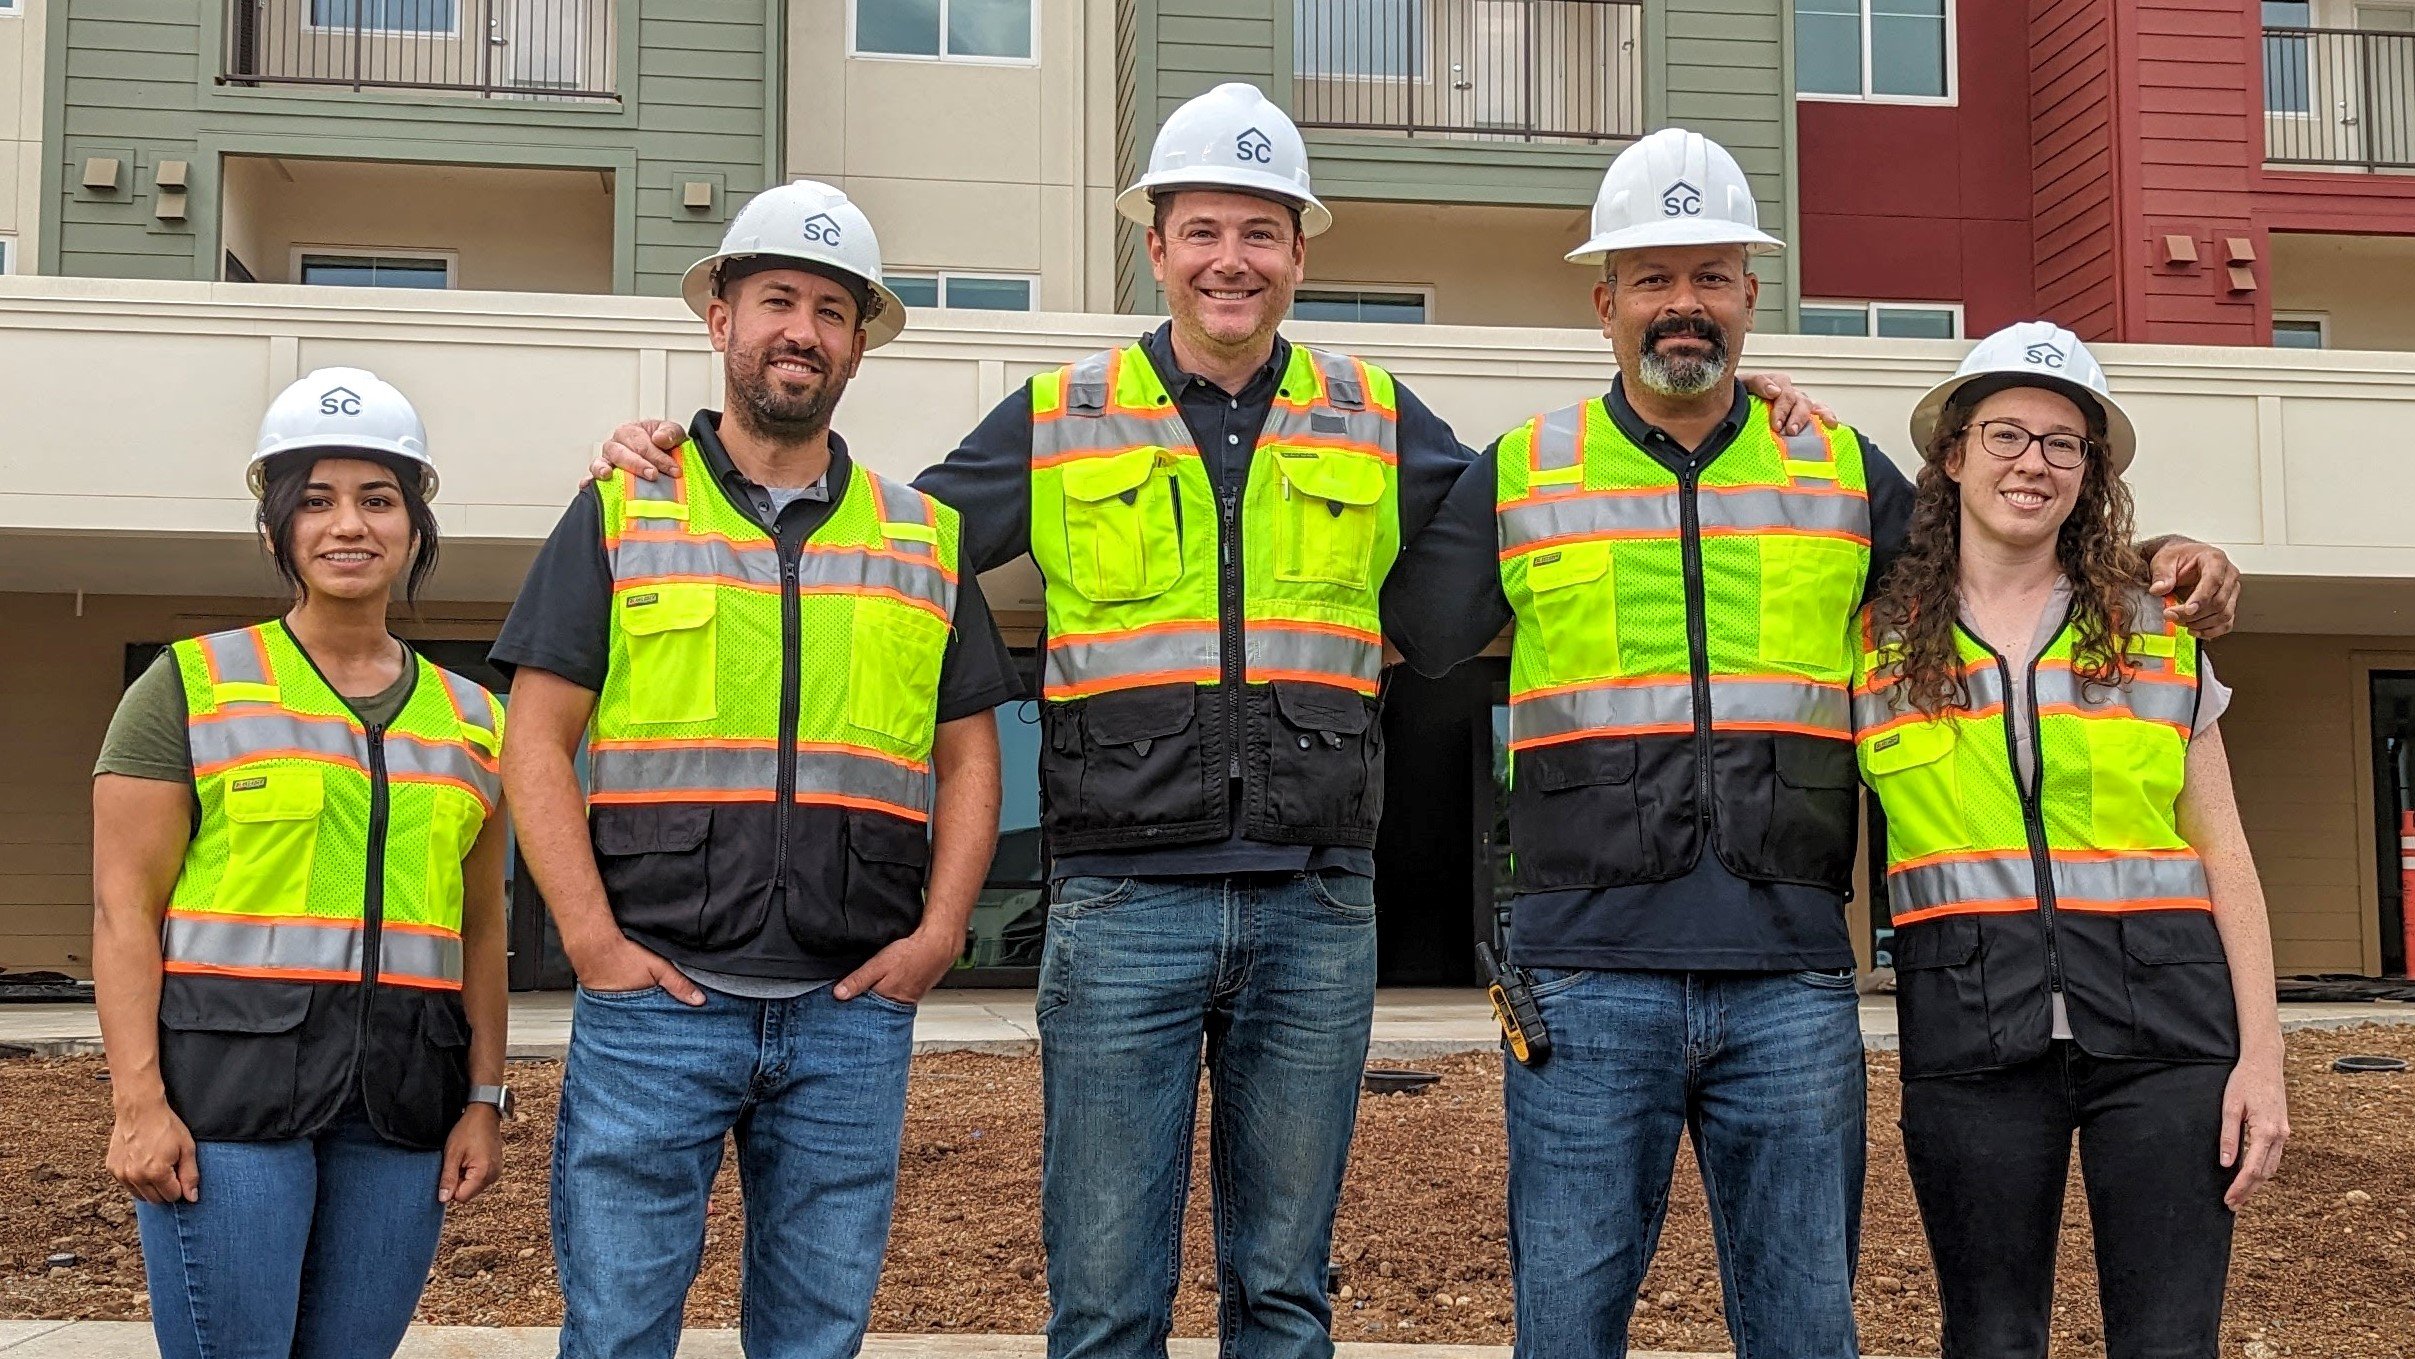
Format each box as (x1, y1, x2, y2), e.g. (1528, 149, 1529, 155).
(219, 765, 326, 917)
(1271, 447, 1386, 590)
(2085, 721, 2187, 849)
(1060, 447, 1183, 602)
(1861, 718, 1971, 853)
(849, 597, 950, 752)
(618, 582, 718, 725)
(1758, 537, 1864, 674)
(1521, 539, 1619, 683)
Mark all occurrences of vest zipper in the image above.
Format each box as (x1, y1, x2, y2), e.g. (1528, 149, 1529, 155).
(1677, 464, 1716, 840)
(355, 722, 391, 1087)
(1220, 479, 1243, 782)
(1968, 622, 2070, 999)
(774, 546, 802, 889)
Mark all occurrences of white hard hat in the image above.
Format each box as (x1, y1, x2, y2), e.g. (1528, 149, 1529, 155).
(249, 367, 435, 499)
(1115, 82, 1332, 237)
(1566, 127, 1783, 266)
(1909, 321, 2138, 474)
(680, 179, 907, 349)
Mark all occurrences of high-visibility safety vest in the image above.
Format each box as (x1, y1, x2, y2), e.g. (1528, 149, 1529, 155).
(1028, 343, 1399, 853)
(1853, 592, 2238, 1077)
(1494, 394, 1871, 894)
(158, 620, 501, 1148)
(589, 438, 959, 968)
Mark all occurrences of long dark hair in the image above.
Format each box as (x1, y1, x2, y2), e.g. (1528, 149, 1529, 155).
(1868, 387, 2146, 718)
(256, 451, 442, 604)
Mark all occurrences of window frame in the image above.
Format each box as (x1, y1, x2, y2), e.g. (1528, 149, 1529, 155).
(0, 235, 14, 275)
(848, 0, 1040, 68)
(304, 0, 463, 38)
(1291, 282, 1437, 325)
(1800, 299, 1965, 339)
(883, 270, 1042, 312)
(291, 245, 459, 290)
(2272, 311, 2330, 348)
(0, 1, 22, 17)
(1292, 0, 1430, 83)
(1794, 0, 1959, 107)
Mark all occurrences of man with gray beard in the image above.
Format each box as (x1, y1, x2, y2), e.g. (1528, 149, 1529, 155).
(1385, 129, 2240, 1358)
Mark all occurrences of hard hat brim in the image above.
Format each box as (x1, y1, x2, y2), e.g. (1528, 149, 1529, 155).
(1115, 174, 1334, 237)
(1566, 219, 1785, 266)
(1909, 370, 2139, 477)
(681, 253, 909, 349)
(247, 439, 439, 500)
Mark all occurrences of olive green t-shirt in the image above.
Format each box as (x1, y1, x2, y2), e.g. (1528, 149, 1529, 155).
(94, 649, 419, 785)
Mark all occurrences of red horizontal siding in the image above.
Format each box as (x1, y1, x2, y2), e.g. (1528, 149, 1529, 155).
(2031, 0, 2120, 337)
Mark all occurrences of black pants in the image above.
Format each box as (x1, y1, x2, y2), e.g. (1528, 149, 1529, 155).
(1900, 1043, 2236, 1359)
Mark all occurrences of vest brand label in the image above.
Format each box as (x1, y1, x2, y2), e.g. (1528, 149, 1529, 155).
(626, 592, 660, 607)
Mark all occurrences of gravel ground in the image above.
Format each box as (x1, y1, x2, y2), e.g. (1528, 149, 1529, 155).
(3, 1024, 2410, 1356)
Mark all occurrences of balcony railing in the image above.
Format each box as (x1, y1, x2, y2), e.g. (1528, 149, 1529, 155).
(222, 0, 618, 102)
(2264, 25, 2415, 170)
(1291, 0, 1642, 143)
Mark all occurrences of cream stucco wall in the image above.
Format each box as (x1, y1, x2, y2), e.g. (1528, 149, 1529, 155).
(0, 1, 46, 273)
(1310, 200, 1600, 328)
(785, 0, 1121, 313)
(218, 157, 616, 294)
(2270, 232, 2415, 351)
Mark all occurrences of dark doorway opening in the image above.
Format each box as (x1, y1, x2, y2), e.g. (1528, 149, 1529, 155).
(2369, 671, 2415, 977)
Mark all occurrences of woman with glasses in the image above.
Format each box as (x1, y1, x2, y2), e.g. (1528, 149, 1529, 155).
(1852, 322, 2288, 1359)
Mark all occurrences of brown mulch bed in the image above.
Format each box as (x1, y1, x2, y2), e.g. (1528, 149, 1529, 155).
(5, 1026, 2412, 1356)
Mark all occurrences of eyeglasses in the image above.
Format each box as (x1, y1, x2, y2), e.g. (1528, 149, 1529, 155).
(1963, 418, 2096, 471)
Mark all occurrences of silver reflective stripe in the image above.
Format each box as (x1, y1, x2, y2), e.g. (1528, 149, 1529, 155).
(379, 930, 466, 984)
(631, 465, 683, 507)
(1890, 852, 2210, 919)
(198, 628, 272, 689)
(1245, 625, 1382, 688)
(1043, 626, 1220, 697)
(1310, 348, 1364, 409)
(164, 915, 363, 978)
(189, 711, 357, 772)
(1500, 485, 1869, 551)
(2033, 668, 2198, 727)
(615, 534, 953, 614)
(1531, 404, 1586, 476)
(1852, 665, 2010, 733)
(1067, 349, 1114, 414)
(1783, 425, 1837, 471)
(437, 669, 495, 740)
(387, 733, 502, 804)
(877, 475, 940, 562)
(1512, 674, 1849, 746)
(1263, 348, 1394, 453)
(586, 744, 933, 815)
(612, 534, 780, 587)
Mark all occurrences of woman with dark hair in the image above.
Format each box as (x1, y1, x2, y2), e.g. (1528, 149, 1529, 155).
(88, 367, 510, 1359)
(1853, 322, 2288, 1359)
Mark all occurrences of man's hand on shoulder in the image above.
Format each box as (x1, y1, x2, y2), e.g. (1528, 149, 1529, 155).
(584, 420, 688, 488)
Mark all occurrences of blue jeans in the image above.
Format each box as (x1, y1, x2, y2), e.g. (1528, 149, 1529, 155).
(135, 1110, 446, 1359)
(551, 982, 917, 1359)
(1504, 968, 1866, 1359)
(1038, 869, 1378, 1359)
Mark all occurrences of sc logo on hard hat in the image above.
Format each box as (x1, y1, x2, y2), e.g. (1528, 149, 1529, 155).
(318, 387, 363, 417)
(802, 213, 843, 247)
(2024, 343, 2066, 368)
(1661, 180, 1703, 218)
(1235, 128, 1274, 164)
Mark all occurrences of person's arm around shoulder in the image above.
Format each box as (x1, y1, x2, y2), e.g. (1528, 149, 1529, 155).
(439, 803, 510, 1205)
(1385, 439, 1513, 678)
(92, 769, 203, 1204)
(2140, 537, 2243, 639)
(2175, 720, 2290, 1207)
(501, 669, 704, 1005)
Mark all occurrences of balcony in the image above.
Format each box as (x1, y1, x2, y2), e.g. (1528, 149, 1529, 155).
(221, 0, 618, 102)
(2263, 23, 2415, 171)
(1290, 0, 1642, 143)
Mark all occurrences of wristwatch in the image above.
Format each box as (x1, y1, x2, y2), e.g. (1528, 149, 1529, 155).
(467, 1084, 516, 1119)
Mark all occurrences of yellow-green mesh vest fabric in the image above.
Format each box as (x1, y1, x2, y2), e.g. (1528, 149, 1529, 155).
(167, 622, 502, 990)
(590, 443, 960, 822)
(1852, 593, 2210, 926)
(1496, 396, 1870, 755)
(1028, 342, 1400, 700)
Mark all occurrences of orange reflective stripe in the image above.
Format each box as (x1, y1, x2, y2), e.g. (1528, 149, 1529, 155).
(1044, 669, 1221, 700)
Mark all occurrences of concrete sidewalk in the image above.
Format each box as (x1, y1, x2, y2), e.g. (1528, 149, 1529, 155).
(3, 988, 2411, 1062)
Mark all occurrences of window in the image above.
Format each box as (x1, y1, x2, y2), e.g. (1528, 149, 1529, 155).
(2273, 313, 2328, 348)
(2263, 1, 2313, 114)
(1796, 0, 1953, 102)
(1292, 287, 1430, 324)
(854, 0, 1033, 63)
(297, 252, 452, 289)
(1294, 0, 1422, 78)
(884, 272, 1036, 312)
(1801, 301, 1962, 339)
(0, 236, 14, 275)
(309, 0, 457, 33)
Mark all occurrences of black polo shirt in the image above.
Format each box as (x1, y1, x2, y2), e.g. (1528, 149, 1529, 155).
(1387, 377, 1918, 972)
(914, 321, 1476, 881)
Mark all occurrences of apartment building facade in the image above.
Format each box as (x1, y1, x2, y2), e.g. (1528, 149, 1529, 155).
(3, 1, 2412, 990)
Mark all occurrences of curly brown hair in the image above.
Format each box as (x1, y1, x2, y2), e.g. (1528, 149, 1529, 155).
(1867, 386, 2147, 718)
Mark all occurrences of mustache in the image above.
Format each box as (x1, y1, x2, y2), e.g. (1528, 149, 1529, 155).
(1644, 316, 1724, 349)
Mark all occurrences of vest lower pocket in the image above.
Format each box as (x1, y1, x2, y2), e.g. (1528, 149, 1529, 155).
(1059, 447, 1184, 603)
(618, 582, 719, 725)
(591, 804, 715, 948)
(1041, 684, 1220, 847)
(1756, 537, 1863, 673)
(1889, 918, 1998, 1078)
(1507, 736, 1678, 891)
(362, 987, 472, 1151)
(1270, 446, 1386, 589)
(2118, 911, 2239, 1061)
(847, 597, 949, 751)
(157, 974, 315, 1140)
(218, 765, 325, 918)
(1253, 681, 1382, 842)
(788, 810, 930, 958)
(1520, 540, 1619, 684)
(1712, 734, 1859, 893)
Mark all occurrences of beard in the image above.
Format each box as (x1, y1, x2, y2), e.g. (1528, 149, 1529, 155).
(1636, 315, 1731, 398)
(728, 337, 847, 443)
